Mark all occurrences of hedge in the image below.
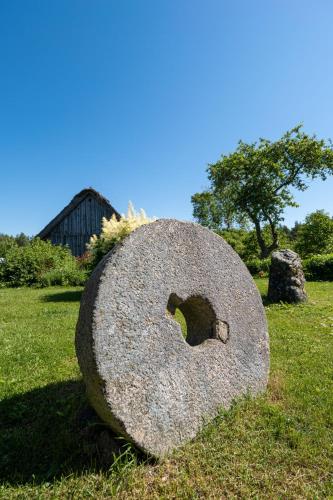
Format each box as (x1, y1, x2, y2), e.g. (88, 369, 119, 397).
(245, 253, 333, 281)
(0, 238, 87, 287)
(302, 254, 333, 281)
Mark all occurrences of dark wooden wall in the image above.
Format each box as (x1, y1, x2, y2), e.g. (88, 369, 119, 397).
(48, 195, 115, 256)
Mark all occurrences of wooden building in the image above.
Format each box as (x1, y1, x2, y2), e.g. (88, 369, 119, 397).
(38, 188, 120, 256)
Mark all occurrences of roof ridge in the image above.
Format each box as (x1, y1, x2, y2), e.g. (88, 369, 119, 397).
(37, 188, 120, 239)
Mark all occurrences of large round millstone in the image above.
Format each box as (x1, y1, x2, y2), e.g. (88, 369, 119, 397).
(75, 220, 269, 458)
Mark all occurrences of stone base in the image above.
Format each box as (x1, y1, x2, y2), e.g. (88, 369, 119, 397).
(268, 249, 307, 303)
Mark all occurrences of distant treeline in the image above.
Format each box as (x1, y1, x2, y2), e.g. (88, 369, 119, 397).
(1, 208, 333, 286)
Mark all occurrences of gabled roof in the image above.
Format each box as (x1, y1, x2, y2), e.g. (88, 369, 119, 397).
(37, 188, 120, 239)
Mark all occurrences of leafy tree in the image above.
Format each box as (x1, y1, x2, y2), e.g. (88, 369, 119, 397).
(289, 220, 301, 242)
(245, 225, 294, 260)
(0, 234, 17, 258)
(15, 233, 30, 247)
(192, 125, 333, 258)
(216, 224, 294, 262)
(294, 210, 333, 257)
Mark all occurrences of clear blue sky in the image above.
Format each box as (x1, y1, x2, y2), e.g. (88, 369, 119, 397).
(1, 0, 333, 236)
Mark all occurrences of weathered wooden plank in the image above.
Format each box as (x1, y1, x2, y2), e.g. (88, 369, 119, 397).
(39, 189, 119, 256)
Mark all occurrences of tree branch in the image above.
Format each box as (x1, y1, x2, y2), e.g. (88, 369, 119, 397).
(273, 163, 302, 195)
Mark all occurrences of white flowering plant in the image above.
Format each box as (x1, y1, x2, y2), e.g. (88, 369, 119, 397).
(87, 202, 156, 268)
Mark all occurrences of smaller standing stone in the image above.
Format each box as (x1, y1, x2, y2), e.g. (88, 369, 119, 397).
(268, 249, 307, 303)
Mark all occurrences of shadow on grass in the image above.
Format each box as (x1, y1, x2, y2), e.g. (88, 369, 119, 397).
(42, 290, 83, 303)
(261, 295, 273, 307)
(0, 380, 143, 485)
(254, 285, 272, 307)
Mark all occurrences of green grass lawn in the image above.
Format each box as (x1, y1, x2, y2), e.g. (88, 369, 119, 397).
(1, 281, 333, 498)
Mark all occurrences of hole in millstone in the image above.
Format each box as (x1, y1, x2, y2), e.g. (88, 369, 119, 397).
(166, 293, 229, 347)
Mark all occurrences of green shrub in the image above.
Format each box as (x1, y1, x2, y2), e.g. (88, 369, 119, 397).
(0, 236, 17, 258)
(245, 254, 333, 281)
(303, 254, 333, 281)
(76, 251, 92, 271)
(245, 257, 271, 276)
(88, 202, 155, 269)
(0, 233, 31, 258)
(0, 238, 85, 287)
(38, 268, 88, 287)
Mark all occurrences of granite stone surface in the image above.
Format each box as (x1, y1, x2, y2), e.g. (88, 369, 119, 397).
(268, 249, 307, 303)
(76, 220, 269, 457)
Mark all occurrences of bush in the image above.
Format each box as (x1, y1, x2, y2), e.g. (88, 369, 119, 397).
(38, 268, 88, 287)
(303, 254, 333, 281)
(0, 233, 31, 258)
(0, 235, 17, 259)
(76, 251, 92, 271)
(88, 202, 155, 269)
(245, 253, 333, 281)
(245, 257, 271, 276)
(0, 238, 85, 287)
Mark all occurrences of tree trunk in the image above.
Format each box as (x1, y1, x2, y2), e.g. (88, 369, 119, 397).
(253, 218, 279, 259)
(253, 219, 269, 258)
